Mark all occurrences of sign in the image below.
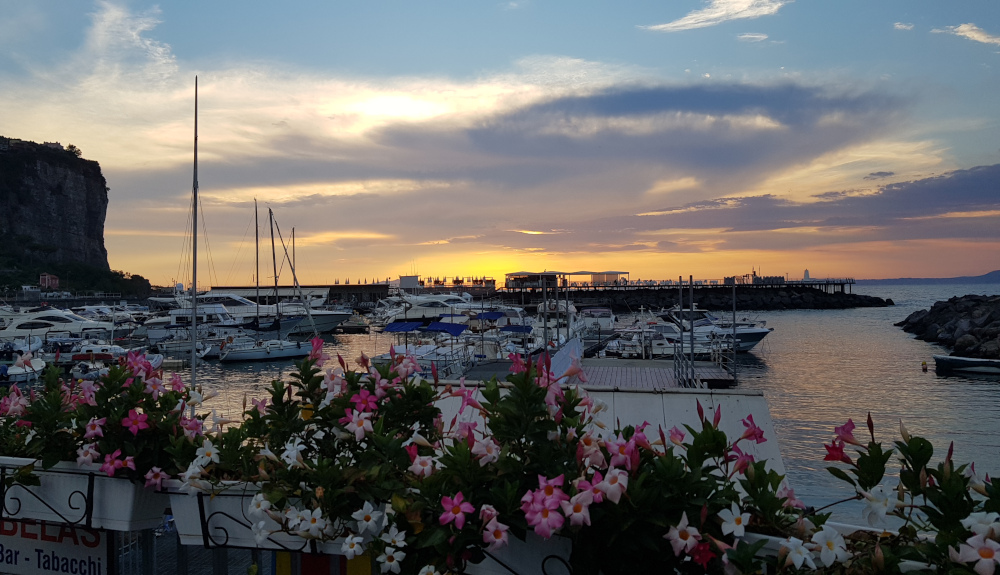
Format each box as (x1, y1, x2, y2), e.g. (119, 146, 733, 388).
(0, 520, 109, 575)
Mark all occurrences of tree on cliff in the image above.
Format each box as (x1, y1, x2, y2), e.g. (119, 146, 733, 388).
(66, 144, 82, 157)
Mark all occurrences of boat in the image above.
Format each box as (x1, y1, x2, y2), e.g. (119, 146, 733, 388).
(656, 305, 772, 353)
(0, 354, 46, 384)
(933, 354, 1000, 374)
(218, 338, 311, 363)
(0, 306, 126, 339)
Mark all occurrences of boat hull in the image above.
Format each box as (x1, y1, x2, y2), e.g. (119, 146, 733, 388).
(933, 354, 1000, 374)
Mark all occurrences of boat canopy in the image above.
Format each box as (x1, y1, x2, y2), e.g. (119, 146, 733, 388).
(383, 321, 424, 333)
(424, 322, 467, 337)
(475, 311, 505, 320)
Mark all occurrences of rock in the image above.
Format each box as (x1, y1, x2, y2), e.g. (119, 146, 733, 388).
(899, 294, 1000, 359)
(954, 334, 979, 353)
(0, 139, 109, 269)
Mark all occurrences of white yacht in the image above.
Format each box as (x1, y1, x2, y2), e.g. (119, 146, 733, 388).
(0, 306, 126, 339)
(177, 293, 345, 335)
(656, 305, 772, 353)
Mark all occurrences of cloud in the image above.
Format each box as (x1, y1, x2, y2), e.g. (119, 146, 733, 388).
(864, 171, 895, 180)
(642, 0, 792, 33)
(932, 23, 1000, 46)
(894, 22, 914, 31)
(738, 33, 769, 42)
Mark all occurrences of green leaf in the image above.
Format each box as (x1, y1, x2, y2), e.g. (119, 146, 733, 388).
(827, 466, 857, 486)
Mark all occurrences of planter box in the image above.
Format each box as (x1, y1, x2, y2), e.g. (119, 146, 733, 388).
(0, 456, 168, 531)
(165, 481, 343, 553)
(466, 532, 572, 575)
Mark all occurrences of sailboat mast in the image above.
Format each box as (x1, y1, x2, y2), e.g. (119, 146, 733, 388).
(255, 198, 260, 325)
(191, 76, 199, 386)
(269, 208, 279, 308)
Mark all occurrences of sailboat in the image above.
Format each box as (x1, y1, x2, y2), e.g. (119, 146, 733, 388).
(218, 203, 311, 362)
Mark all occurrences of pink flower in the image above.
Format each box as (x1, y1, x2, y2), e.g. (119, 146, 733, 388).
(729, 444, 755, 477)
(739, 414, 766, 444)
(144, 376, 165, 400)
(121, 409, 149, 436)
(664, 511, 701, 556)
(451, 380, 483, 415)
(439, 492, 475, 530)
(99, 449, 124, 477)
(576, 474, 605, 504)
(84, 417, 106, 439)
(560, 491, 594, 527)
(144, 467, 169, 490)
(606, 434, 638, 470)
(508, 352, 528, 374)
(538, 475, 570, 504)
(409, 456, 435, 478)
(404, 444, 418, 463)
(76, 443, 99, 466)
(169, 372, 185, 392)
(835, 419, 863, 446)
(350, 389, 378, 413)
(180, 416, 203, 439)
(525, 497, 564, 539)
(471, 438, 501, 466)
(669, 426, 686, 446)
(824, 439, 853, 464)
(344, 409, 373, 441)
(596, 468, 628, 504)
(777, 483, 806, 509)
(483, 518, 509, 551)
(479, 504, 498, 523)
(308, 337, 330, 366)
(251, 397, 268, 415)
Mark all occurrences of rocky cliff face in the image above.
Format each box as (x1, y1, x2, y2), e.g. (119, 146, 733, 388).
(0, 140, 109, 270)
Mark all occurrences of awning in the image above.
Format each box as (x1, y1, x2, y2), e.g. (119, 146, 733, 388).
(475, 311, 505, 320)
(383, 321, 424, 333)
(500, 325, 533, 333)
(424, 322, 468, 337)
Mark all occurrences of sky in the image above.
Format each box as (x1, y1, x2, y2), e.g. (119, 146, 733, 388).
(1, 0, 999, 287)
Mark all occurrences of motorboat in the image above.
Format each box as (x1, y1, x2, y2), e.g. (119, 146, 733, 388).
(656, 305, 772, 353)
(933, 354, 1000, 374)
(0, 354, 46, 384)
(218, 338, 311, 362)
(0, 306, 126, 339)
(578, 308, 618, 336)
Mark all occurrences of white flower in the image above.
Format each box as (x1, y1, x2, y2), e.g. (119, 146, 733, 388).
(352, 501, 384, 535)
(664, 511, 700, 556)
(376, 547, 405, 574)
(284, 506, 304, 529)
(718, 504, 750, 537)
(962, 512, 1000, 538)
(341, 535, 365, 559)
(195, 438, 220, 467)
(251, 520, 270, 544)
(781, 536, 817, 570)
(24, 429, 36, 445)
(417, 567, 441, 575)
(380, 525, 407, 548)
(860, 485, 893, 526)
(248, 493, 271, 519)
(300, 508, 327, 538)
(955, 534, 1000, 575)
(281, 438, 307, 468)
(811, 525, 851, 566)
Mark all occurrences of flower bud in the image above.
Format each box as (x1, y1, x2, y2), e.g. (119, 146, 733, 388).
(899, 420, 910, 443)
(873, 543, 884, 571)
(919, 467, 927, 489)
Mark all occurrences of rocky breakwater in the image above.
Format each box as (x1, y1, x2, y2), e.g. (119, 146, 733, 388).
(896, 294, 1000, 359)
(566, 286, 892, 312)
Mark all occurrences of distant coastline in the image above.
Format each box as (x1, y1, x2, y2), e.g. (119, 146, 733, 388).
(856, 270, 1000, 285)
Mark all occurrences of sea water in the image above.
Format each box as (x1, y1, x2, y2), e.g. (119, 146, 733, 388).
(185, 282, 1000, 524)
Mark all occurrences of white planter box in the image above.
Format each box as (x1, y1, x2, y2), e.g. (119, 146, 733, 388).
(0, 456, 168, 531)
(166, 482, 343, 552)
(465, 532, 572, 575)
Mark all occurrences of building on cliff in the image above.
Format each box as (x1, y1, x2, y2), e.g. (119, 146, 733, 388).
(0, 136, 110, 270)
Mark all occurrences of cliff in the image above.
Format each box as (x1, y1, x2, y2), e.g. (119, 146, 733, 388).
(0, 138, 110, 270)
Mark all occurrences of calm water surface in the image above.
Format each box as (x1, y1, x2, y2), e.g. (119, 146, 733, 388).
(183, 283, 1000, 523)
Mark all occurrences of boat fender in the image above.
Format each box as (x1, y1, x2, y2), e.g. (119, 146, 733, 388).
(220, 341, 226, 350)
(297, 341, 301, 349)
(547, 301, 557, 312)
(921, 361, 927, 372)
(266, 344, 272, 354)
